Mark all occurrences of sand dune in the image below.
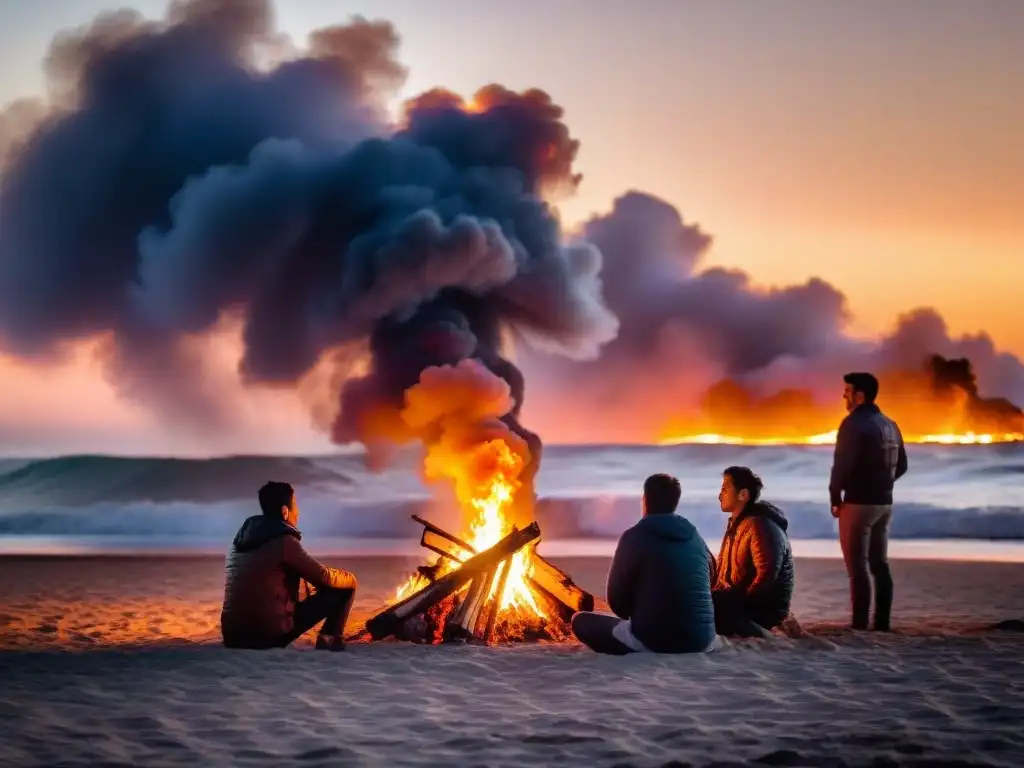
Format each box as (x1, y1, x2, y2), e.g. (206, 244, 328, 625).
(1, 555, 1023, 766)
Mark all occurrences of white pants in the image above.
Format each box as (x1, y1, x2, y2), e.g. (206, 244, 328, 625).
(610, 616, 723, 654)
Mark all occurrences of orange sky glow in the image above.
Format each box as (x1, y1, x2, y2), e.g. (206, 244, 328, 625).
(0, 0, 1021, 455)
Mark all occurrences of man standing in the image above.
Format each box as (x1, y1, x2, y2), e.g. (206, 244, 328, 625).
(830, 372, 908, 631)
(221, 481, 358, 650)
(571, 473, 719, 655)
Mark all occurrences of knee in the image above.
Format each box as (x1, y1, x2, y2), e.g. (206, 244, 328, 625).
(869, 558, 890, 577)
(570, 610, 597, 640)
(845, 557, 870, 578)
(326, 586, 356, 603)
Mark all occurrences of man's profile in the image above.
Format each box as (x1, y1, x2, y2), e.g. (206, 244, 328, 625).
(220, 481, 357, 651)
(713, 466, 794, 638)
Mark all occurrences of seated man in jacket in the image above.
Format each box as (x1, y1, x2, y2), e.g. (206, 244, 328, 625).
(221, 481, 358, 651)
(713, 466, 794, 638)
(571, 473, 719, 655)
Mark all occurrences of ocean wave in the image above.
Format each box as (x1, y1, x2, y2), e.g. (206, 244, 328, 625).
(1, 443, 1022, 541)
(0, 495, 1022, 542)
(0, 455, 356, 506)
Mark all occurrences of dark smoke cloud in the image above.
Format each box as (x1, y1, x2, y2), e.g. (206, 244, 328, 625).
(0, 0, 617, 446)
(4, 0, 1019, 452)
(519, 191, 1024, 441)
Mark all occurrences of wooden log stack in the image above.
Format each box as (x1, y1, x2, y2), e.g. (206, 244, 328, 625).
(361, 515, 595, 645)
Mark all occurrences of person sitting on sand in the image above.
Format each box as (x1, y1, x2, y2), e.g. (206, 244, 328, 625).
(220, 481, 357, 651)
(571, 473, 719, 655)
(712, 466, 794, 638)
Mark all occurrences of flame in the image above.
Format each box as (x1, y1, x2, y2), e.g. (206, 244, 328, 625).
(657, 370, 1024, 448)
(391, 437, 546, 622)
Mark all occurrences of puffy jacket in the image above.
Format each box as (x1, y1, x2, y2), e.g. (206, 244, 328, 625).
(607, 513, 717, 654)
(829, 403, 908, 507)
(713, 501, 794, 629)
(220, 515, 357, 649)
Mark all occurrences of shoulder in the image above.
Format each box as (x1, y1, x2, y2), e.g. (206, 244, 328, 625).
(279, 530, 305, 553)
(617, 524, 643, 547)
(879, 410, 903, 435)
(838, 411, 861, 431)
(737, 514, 778, 541)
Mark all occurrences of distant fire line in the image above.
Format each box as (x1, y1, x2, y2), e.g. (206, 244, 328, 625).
(659, 431, 1024, 447)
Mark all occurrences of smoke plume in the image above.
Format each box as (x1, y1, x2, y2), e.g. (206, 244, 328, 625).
(519, 192, 1024, 441)
(0, 0, 617, 463)
(2, 0, 1021, 455)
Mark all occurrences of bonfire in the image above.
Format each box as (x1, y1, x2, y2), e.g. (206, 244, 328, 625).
(357, 361, 593, 645)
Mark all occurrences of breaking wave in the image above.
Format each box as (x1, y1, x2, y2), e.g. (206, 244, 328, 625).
(1, 443, 1023, 544)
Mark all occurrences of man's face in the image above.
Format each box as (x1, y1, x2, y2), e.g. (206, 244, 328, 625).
(718, 475, 747, 514)
(842, 383, 863, 412)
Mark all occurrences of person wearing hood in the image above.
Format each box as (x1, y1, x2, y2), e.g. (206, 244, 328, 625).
(571, 473, 719, 655)
(713, 466, 794, 638)
(220, 481, 358, 651)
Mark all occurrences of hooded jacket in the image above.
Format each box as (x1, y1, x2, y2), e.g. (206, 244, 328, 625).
(606, 513, 717, 654)
(220, 515, 357, 648)
(829, 402, 908, 507)
(713, 501, 794, 628)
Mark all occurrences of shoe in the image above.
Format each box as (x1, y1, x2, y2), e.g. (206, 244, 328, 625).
(872, 621, 892, 632)
(315, 634, 346, 652)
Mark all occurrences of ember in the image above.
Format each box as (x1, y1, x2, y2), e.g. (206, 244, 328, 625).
(366, 515, 592, 644)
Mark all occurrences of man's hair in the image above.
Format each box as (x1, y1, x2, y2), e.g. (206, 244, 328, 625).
(723, 466, 763, 503)
(643, 473, 682, 515)
(258, 481, 294, 517)
(843, 371, 879, 403)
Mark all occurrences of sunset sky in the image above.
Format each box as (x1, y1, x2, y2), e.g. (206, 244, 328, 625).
(0, 0, 1021, 455)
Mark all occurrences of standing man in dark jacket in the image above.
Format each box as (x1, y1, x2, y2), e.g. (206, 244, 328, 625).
(221, 481, 358, 650)
(830, 372, 908, 631)
(713, 466, 794, 638)
(571, 473, 719, 655)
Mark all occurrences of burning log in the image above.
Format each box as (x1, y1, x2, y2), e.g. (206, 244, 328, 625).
(527, 552, 595, 622)
(365, 521, 541, 641)
(409, 514, 594, 622)
(445, 566, 492, 640)
(414, 514, 474, 564)
(483, 558, 512, 644)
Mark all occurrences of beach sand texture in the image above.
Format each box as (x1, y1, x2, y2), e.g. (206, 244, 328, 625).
(1, 555, 1022, 767)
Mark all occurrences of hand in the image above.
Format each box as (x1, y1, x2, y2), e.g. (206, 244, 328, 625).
(831, 504, 842, 519)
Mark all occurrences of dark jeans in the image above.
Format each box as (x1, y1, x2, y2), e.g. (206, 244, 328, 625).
(838, 504, 893, 630)
(279, 587, 355, 647)
(712, 592, 774, 639)
(570, 612, 636, 655)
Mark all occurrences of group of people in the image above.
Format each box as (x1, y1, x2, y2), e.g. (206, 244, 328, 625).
(219, 371, 908, 653)
(570, 467, 793, 655)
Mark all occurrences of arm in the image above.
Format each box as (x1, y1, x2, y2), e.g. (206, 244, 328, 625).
(894, 431, 908, 481)
(745, 518, 784, 601)
(706, 542, 717, 588)
(606, 530, 639, 620)
(829, 418, 860, 507)
(282, 537, 358, 590)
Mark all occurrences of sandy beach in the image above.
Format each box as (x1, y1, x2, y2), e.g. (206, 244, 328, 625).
(1, 554, 1022, 767)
